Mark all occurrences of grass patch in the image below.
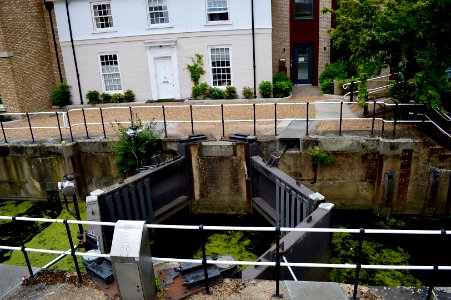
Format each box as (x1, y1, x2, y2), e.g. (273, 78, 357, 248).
(1, 200, 86, 272)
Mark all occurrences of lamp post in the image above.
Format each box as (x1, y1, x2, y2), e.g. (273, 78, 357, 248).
(125, 125, 141, 170)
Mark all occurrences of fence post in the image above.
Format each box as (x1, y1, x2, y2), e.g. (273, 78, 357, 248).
(67, 111, 74, 142)
(306, 102, 309, 136)
(162, 106, 168, 138)
(371, 100, 376, 137)
(56, 112, 63, 142)
(199, 225, 211, 295)
(1, 120, 7, 143)
(381, 103, 386, 137)
(12, 216, 34, 279)
(190, 105, 194, 135)
(253, 103, 256, 136)
(81, 108, 89, 139)
(339, 102, 343, 136)
(274, 103, 277, 136)
(99, 108, 106, 139)
(393, 103, 398, 139)
(350, 81, 355, 102)
(352, 228, 365, 300)
(129, 106, 133, 126)
(63, 219, 83, 284)
(221, 104, 225, 137)
(426, 229, 446, 300)
(274, 225, 282, 298)
(26, 113, 35, 143)
(72, 194, 84, 235)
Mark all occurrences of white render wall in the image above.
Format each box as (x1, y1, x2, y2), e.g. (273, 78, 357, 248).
(61, 29, 272, 103)
(53, 0, 271, 42)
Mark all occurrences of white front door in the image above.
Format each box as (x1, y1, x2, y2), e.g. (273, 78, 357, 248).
(155, 58, 175, 99)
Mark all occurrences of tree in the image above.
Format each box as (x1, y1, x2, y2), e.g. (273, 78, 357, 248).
(325, 0, 451, 109)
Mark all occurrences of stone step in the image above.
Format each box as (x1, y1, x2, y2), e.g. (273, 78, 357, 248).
(292, 85, 323, 97)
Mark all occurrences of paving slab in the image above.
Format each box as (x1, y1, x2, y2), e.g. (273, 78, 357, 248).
(277, 121, 313, 140)
(0, 264, 38, 299)
(283, 281, 348, 300)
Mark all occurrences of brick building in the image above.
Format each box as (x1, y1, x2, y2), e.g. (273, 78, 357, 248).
(0, 0, 64, 113)
(272, 0, 336, 85)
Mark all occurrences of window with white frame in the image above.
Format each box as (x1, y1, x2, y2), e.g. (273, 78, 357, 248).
(206, 0, 229, 22)
(99, 54, 122, 92)
(147, 0, 169, 25)
(210, 47, 231, 87)
(91, 2, 114, 30)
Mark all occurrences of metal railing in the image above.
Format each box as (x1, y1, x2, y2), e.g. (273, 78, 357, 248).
(343, 74, 394, 102)
(0, 101, 448, 143)
(0, 216, 450, 299)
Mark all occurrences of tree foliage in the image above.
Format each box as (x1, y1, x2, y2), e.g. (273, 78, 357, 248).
(326, 0, 451, 108)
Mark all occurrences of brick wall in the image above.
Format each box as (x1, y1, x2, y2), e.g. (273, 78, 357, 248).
(318, 0, 332, 80)
(0, 0, 60, 113)
(271, 0, 290, 78)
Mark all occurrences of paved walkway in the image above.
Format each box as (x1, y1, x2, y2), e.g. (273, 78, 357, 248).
(0, 265, 38, 299)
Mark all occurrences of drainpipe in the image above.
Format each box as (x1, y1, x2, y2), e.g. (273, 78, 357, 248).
(43, 0, 63, 83)
(251, 0, 257, 98)
(65, 0, 83, 104)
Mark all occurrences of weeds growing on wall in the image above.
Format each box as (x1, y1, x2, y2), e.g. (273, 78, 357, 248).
(111, 120, 161, 175)
(307, 147, 336, 168)
(187, 54, 206, 87)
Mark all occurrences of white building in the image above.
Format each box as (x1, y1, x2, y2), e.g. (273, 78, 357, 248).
(51, 0, 272, 103)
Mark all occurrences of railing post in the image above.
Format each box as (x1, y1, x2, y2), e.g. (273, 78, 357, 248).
(381, 103, 386, 137)
(350, 81, 355, 102)
(82, 108, 89, 139)
(190, 105, 194, 135)
(363, 95, 369, 116)
(253, 103, 256, 136)
(352, 228, 365, 300)
(72, 194, 84, 235)
(129, 106, 133, 126)
(221, 104, 225, 137)
(64, 219, 83, 284)
(371, 100, 376, 137)
(162, 106, 168, 138)
(1, 119, 7, 143)
(393, 103, 398, 139)
(12, 216, 34, 279)
(99, 108, 106, 139)
(56, 112, 63, 142)
(306, 102, 309, 136)
(274, 225, 282, 298)
(426, 229, 446, 300)
(66, 111, 74, 142)
(26, 113, 35, 143)
(274, 103, 277, 136)
(339, 102, 343, 136)
(199, 225, 211, 295)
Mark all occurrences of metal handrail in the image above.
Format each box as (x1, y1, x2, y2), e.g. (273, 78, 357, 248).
(342, 73, 393, 89)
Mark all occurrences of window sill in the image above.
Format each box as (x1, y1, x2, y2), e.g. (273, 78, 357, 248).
(204, 21, 232, 26)
(147, 24, 173, 30)
(92, 29, 117, 34)
(294, 17, 314, 20)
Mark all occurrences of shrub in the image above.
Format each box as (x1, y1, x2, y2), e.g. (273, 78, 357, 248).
(319, 61, 355, 94)
(123, 89, 135, 102)
(208, 87, 225, 99)
(273, 72, 290, 83)
(86, 90, 101, 105)
(186, 54, 206, 86)
(111, 93, 124, 103)
(242, 87, 254, 99)
(258, 81, 272, 98)
(52, 83, 72, 106)
(192, 82, 210, 99)
(101, 93, 112, 103)
(111, 121, 161, 175)
(273, 81, 293, 98)
(225, 85, 238, 99)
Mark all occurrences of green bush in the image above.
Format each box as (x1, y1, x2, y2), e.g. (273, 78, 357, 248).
(86, 90, 101, 105)
(273, 72, 290, 83)
(208, 87, 225, 99)
(258, 81, 272, 98)
(242, 87, 254, 99)
(52, 83, 72, 106)
(111, 121, 161, 175)
(111, 93, 125, 103)
(225, 85, 238, 99)
(273, 81, 293, 98)
(101, 93, 112, 103)
(123, 89, 135, 102)
(319, 61, 355, 94)
(192, 82, 210, 99)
